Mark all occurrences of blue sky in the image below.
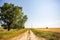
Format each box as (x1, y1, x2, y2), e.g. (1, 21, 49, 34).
(0, 0, 60, 28)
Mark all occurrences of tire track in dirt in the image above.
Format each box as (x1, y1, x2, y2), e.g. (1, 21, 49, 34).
(10, 30, 46, 40)
(29, 30, 46, 40)
(10, 31, 28, 40)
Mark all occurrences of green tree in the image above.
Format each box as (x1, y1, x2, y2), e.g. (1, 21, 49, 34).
(18, 15, 28, 29)
(0, 3, 28, 31)
(0, 3, 14, 31)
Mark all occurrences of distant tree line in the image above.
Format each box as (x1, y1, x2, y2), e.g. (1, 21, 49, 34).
(0, 3, 28, 31)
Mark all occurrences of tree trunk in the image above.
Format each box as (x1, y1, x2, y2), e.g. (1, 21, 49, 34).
(8, 25, 10, 31)
(7, 23, 11, 31)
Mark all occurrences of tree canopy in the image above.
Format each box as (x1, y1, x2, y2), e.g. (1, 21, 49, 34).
(0, 3, 28, 31)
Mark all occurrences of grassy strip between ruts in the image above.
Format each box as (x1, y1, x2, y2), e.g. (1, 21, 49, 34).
(0, 29, 27, 40)
(31, 29, 60, 40)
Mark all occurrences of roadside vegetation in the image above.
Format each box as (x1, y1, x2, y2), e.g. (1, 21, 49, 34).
(0, 27, 27, 40)
(31, 29, 60, 40)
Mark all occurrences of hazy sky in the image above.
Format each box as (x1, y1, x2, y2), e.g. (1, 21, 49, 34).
(0, 0, 60, 28)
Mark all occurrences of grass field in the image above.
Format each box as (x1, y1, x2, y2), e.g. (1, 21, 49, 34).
(35, 28, 60, 33)
(31, 28, 60, 40)
(0, 27, 27, 40)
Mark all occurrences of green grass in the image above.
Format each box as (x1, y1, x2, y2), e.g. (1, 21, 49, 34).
(0, 28, 27, 40)
(31, 29, 60, 40)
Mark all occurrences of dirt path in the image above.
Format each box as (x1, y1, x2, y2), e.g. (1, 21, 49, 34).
(10, 30, 46, 40)
(29, 30, 46, 40)
(10, 31, 28, 40)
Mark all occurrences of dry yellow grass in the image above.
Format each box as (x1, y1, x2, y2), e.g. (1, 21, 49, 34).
(0, 29, 27, 40)
(35, 28, 60, 33)
(31, 28, 60, 40)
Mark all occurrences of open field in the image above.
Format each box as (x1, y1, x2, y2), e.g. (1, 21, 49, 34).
(34, 28, 60, 33)
(0, 28, 60, 40)
(31, 28, 60, 40)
